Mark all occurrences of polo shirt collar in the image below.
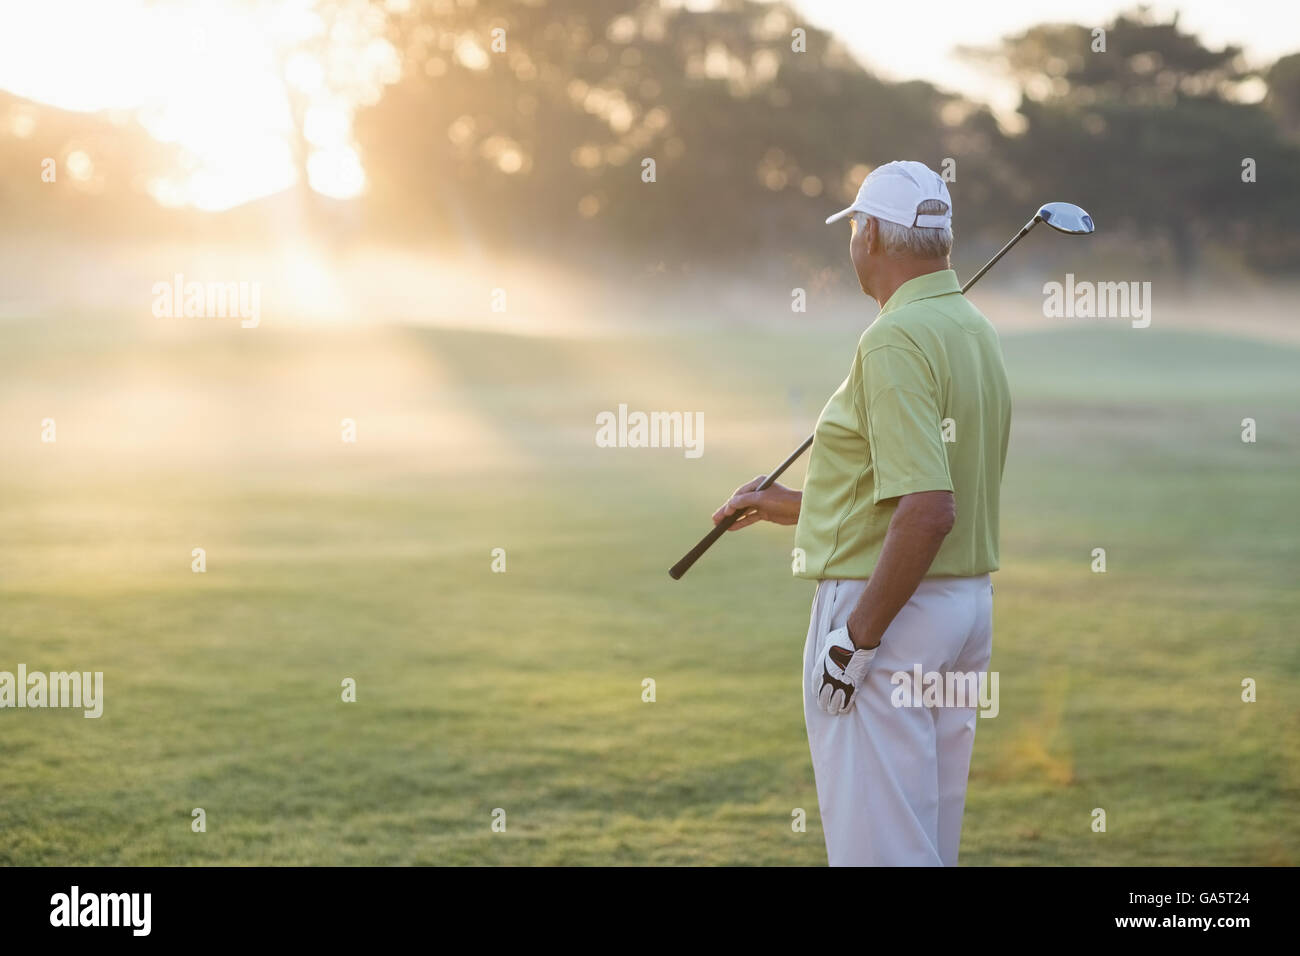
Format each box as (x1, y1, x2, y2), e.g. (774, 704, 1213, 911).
(879, 269, 960, 314)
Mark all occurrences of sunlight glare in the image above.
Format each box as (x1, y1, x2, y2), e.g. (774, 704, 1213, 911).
(0, 0, 395, 209)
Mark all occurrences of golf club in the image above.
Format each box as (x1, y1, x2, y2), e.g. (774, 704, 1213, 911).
(668, 201, 1095, 580)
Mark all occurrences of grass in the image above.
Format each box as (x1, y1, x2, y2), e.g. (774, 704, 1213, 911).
(0, 315, 1296, 865)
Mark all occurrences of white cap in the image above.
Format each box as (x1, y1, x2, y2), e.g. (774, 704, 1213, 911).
(824, 160, 952, 229)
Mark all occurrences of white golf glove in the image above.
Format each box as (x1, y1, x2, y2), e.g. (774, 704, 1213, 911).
(813, 626, 877, 716)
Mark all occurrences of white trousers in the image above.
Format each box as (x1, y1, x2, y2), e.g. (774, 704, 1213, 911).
(802, 575, 994, 866)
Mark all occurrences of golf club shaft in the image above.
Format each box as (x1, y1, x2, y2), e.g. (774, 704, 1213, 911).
(668, 216, 1041, 580)
(959, 216, 1039, 292)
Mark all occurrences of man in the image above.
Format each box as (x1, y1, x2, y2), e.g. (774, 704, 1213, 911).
(712, 161, 1011, 866)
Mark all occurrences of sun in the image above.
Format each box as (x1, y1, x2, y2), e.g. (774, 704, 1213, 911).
(0, 0, 397, 210)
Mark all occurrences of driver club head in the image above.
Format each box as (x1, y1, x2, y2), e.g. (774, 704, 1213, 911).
(1036, 202, 1095, 235)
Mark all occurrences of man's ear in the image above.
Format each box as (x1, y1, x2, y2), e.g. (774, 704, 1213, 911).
(865, 216, 880, 255)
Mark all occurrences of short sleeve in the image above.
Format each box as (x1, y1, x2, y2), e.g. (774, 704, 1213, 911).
(860, 345, 953, 503)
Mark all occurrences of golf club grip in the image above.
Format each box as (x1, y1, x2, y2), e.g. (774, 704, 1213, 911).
(668, 517, 735, 579)
(668, 433, 814, 579)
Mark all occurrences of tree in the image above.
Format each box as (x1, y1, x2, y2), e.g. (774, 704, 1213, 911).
(971, 7, 1300, 274)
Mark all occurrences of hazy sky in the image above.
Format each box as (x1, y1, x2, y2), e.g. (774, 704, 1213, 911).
(791, 0, 1300, 114)
(8, 1, 1295, 112)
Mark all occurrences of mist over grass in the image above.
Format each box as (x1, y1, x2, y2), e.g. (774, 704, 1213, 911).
(1, 309, 1296, 864)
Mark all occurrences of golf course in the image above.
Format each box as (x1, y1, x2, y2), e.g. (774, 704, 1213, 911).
(1, 308, 1296, 865)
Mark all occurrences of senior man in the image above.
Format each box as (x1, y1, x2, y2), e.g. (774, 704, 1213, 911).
(713, 161, 1011, 866)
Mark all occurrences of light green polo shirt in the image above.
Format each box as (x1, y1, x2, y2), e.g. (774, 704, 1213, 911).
(794, 269, 1011, 580)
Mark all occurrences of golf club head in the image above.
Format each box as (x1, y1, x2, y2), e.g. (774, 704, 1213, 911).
(1036, 202, 1095, 235)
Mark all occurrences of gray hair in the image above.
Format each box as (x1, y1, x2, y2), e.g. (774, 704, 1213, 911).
(853, 199, 953, 258)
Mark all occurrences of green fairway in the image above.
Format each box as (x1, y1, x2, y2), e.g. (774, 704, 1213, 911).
(1, 316, 1297, 865)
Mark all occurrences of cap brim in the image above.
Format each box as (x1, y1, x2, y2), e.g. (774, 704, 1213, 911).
(824, 206, 854, 225)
